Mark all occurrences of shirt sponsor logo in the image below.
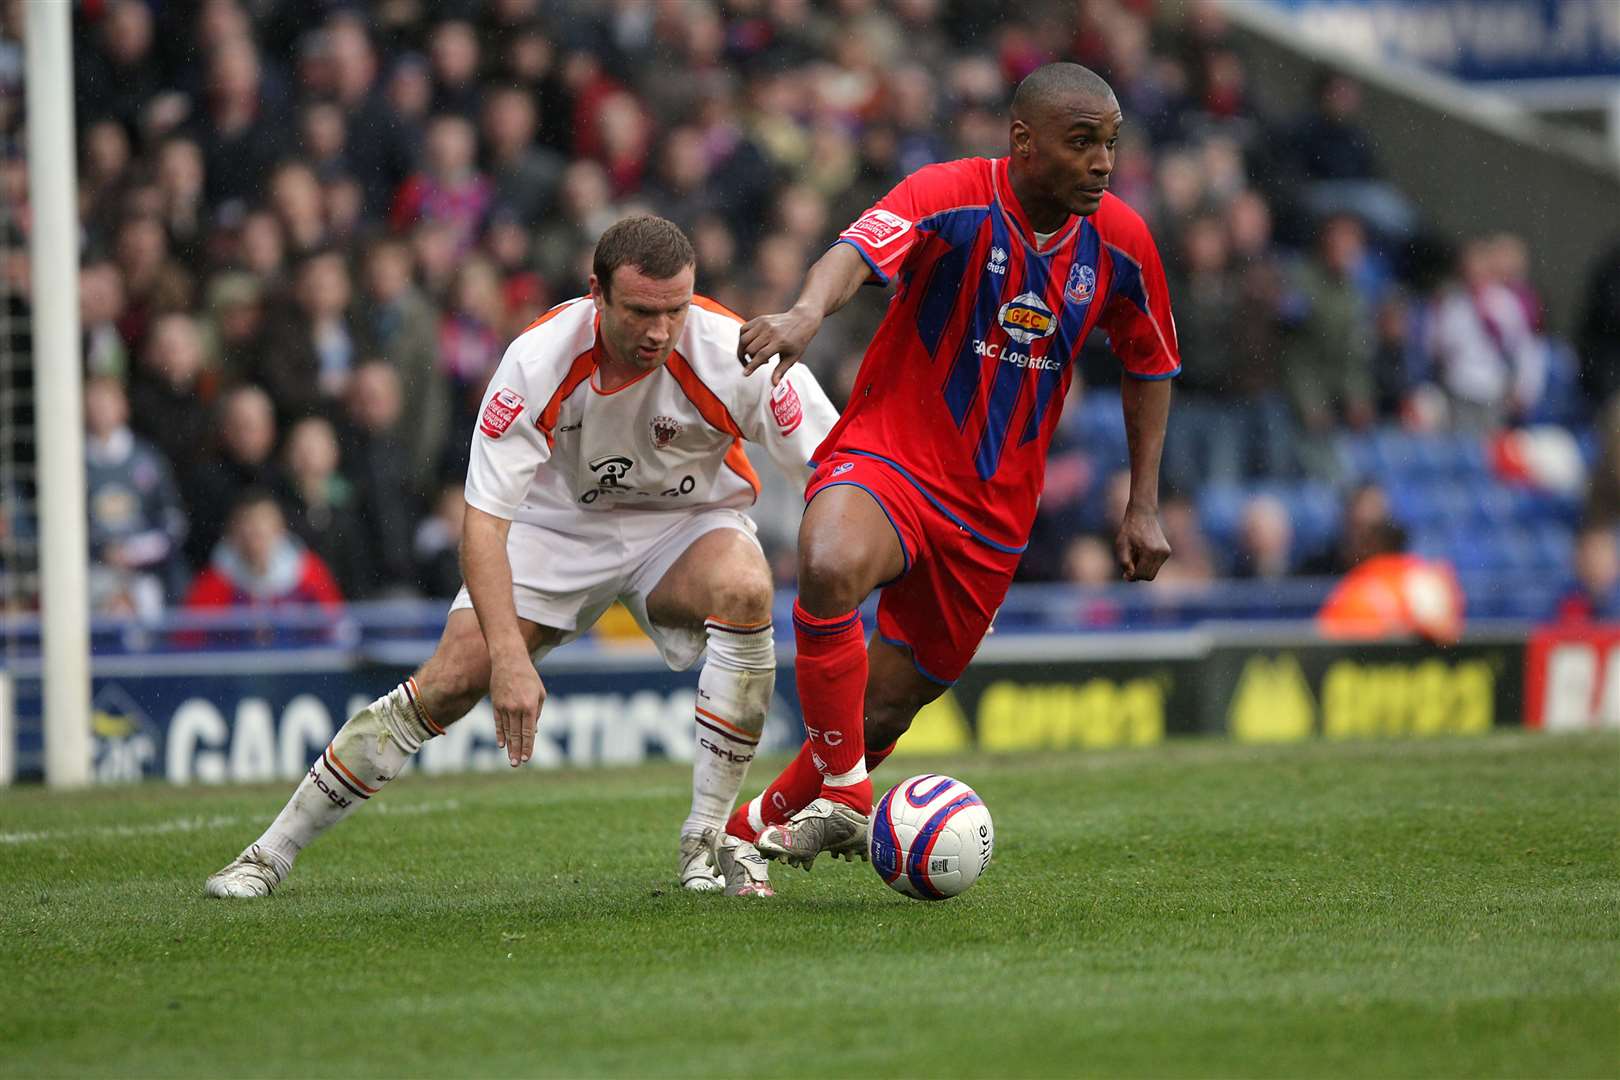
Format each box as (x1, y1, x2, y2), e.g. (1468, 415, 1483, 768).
(649, 415, 683, 449)
(770, 379, 803, 435)
(972, 339, 1062, 371)
(987, 246, 1009, 275)
(1065, 262, 1096, 306)
(589, 455, 634, 487)
(479, 387, 526, 438)
(844, 208, 912, 249)
(997, 292, 1057, 344)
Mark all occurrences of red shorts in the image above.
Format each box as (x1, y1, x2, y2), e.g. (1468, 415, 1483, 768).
(804, 450, 1023, 685)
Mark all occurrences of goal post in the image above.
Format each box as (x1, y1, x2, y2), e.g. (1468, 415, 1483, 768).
(25, 0, 90, 788)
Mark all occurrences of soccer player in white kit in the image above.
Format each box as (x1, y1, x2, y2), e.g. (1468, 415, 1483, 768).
(205, 216, 836, 899)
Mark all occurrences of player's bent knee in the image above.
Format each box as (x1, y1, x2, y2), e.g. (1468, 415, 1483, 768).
(707, 570, 774, 626)
(797, 545, 871, 615)
(865, 702, 915, 751)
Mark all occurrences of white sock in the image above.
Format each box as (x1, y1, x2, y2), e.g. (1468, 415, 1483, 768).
(254, 677, 442, 873)
(684, 618, 775, 838)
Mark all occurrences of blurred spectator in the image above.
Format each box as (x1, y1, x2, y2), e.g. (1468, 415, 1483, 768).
(258, 249, 357, 421)
(1548, 525, 1620, 623)
(268, 160, 329, 258)
(1318, 551, 1465, 645)
(1279, 214, 1374, 472)
(322, 12, 413, 216)
(1163, 214, 1290, 487)
(1425, 238, 1547, 432)
(1587, 396, 1620, 526)
(438, 256, 506, 446)
(114, 214, 192, 353)
(481, 85, 564, 228)
(1301, 483, 1403, 577)
(429, 19, 483, 119)
(129, 312, 215, 472)
(237, 209, 289, 285)
(355, 238, 451, 500)
(189, 35, 289, 212)
(1577, 238, 1620, 410)
(183, 490, 343, 610)
(1291, 73, 1379, 183)
(154, 137, 208, 268)
(202, 272, 267, 385)
(389, 113, 492, 255)
(535, 160, 619, 285)
(85, 376, 187, 614)
(80, 259, 129, 378)
(276, 417, 369, 599)
(184, 385, 280, 569)
(339, 361, 417, 594)
(1232, 495, 1293, 580)
(76, 1, 163, 132)
(413, 484, 466, 599)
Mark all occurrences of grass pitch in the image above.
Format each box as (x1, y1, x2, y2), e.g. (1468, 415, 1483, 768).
(2, 732, 1615, 1078)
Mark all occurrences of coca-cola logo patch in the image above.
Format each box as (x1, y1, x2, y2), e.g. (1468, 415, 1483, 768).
(843, 208, 912, 249)
(770, 379, 803, 435)
(479, 387, 526, 438)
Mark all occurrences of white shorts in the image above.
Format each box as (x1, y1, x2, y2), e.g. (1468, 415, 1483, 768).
(450, 507, 762, 671)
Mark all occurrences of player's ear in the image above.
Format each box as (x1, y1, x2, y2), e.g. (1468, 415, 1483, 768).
(1010, 119, 1032, 159)
(589, 273, 606, 312)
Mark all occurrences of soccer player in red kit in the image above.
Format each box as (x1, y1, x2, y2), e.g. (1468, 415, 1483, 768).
(728, 63, 1179, 867)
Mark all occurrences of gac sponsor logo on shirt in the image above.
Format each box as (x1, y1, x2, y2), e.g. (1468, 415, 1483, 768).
(972, 339, 1062, 371)
(997, 292, 1057, 344)
(843, 208, 912, 249)
(479, 386, 526, 438)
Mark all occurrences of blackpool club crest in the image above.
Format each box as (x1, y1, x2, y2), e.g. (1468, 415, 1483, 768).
(650, 414, 683, 449)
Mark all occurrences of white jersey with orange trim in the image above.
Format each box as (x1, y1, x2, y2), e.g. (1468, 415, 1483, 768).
(464, 295, 837, 532)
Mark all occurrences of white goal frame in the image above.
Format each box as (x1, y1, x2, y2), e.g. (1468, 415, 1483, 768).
(24, 0, 89, 788)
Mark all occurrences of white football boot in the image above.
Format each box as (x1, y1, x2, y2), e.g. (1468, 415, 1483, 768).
(678, 829, 724, 892)
(755, 798, 870, 870)
(204, 843, 286, 898)
(715, 834, 774, 897)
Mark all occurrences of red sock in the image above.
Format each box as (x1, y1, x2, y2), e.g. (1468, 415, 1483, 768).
(792, 601, 872, 813)
(724, 743, 822, 841)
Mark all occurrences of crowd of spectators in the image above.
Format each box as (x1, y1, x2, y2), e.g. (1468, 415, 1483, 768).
(0, 0, 1616, 625)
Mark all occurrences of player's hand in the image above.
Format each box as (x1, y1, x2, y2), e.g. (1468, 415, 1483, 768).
(1116, 504, 1171, 582)
(489, 652, 544, 767)
(738, 304, 823, 385)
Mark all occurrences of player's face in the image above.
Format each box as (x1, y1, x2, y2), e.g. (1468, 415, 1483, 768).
(591, 263, 695, 371)
(1018, 93, 1122, 218)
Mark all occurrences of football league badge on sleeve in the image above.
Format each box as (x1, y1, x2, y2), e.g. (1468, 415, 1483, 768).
(479, 387, 525, 438)
(1065, 263, 1096, 306)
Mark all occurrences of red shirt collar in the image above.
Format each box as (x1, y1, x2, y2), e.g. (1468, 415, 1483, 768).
(992, 157, 1080, 253)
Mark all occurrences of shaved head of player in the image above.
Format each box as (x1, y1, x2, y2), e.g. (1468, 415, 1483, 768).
(590, 215, 697, 377)
(1008, 62, 1121, 226)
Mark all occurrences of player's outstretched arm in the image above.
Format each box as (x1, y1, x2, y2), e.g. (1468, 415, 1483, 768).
(461, 505, 545, 767)
(739, 241, 871, 384)
(1116, 377, 1173, 582)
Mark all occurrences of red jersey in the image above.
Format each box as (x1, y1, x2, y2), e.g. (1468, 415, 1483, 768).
(820, 156, 1180, 552)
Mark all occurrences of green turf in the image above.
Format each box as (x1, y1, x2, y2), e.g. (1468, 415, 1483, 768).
(1, 732, 1615, 1079)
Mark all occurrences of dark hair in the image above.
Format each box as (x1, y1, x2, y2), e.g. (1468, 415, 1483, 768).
(227, 487, 281, 523)
(1011, 62, 1115, 123)
(592, 215, 695, 299)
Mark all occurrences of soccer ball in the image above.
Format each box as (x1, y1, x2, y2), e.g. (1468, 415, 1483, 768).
(869, 774, 994, 900)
